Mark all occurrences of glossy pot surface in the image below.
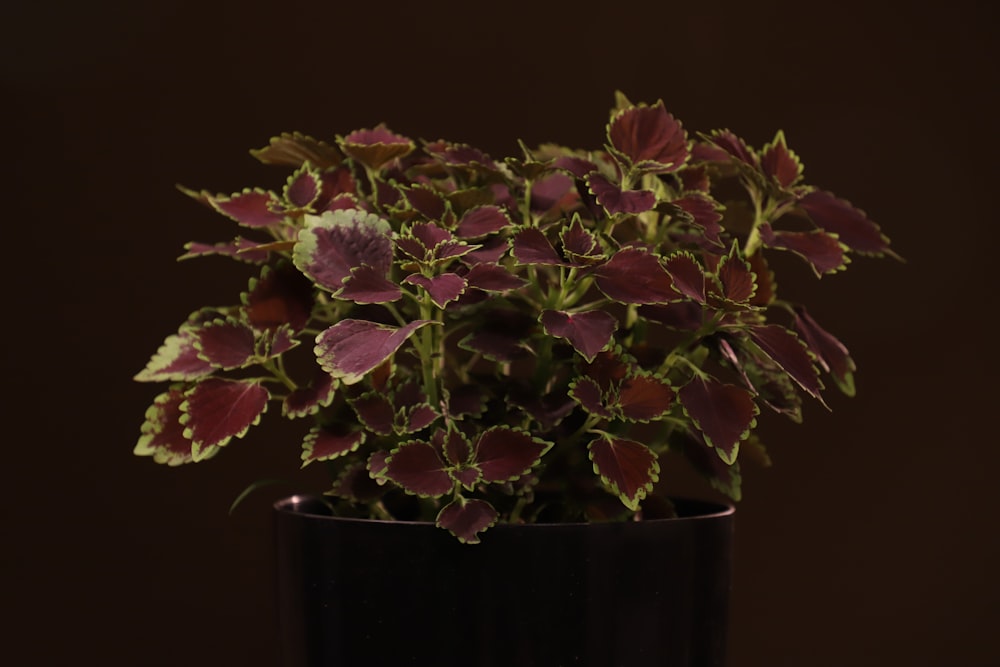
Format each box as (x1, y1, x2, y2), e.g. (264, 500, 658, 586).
(274, 495, 734, 667)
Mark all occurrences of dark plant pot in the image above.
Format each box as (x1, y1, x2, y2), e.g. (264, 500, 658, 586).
(274, 495, 734, 667)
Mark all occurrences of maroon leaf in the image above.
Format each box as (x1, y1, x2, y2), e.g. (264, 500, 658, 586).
(759, 223, 847, 276)
(792, 306, 856, 396)
(442, 429, 474, 466)
(403, 273, 467, 308)
(436, 498, 498, 544)
(301, 426, 364, 466)
(608, 101, 689, 173)
(134, 330, 215, 382)
(243, 264, 314, 332)
(678, 430, 742, 502)
(638, 302, 704, 331)
(284, 166, 321, 208)
(180, 238, 271, 264)
(315, 319, 433, 385)
(402, 185, 448, 221)
(747, 325, 827, 407)
(663, 252, 706, 303)
(134, 387, 198, 466)
(283, 370, 336, 418)
(462, 237, 510, 265)
(294, 209, 393, 292)
(586, 172, 656, 215)
(329, 461, 384, 503)
(541, 309, 618, 362)
(250, 131, 343, 169)
(618, 374, 675, 422)
(340, 124, 415, 169)
(715, 253, 757, 304)
(424, 141, 498, 170)
(588, 435, 660, 510)
(798, 190, 896, 257)
(458, 310, 536, 362)
(569, 377, 615, 418)
(594, 248, 676, 304)
(512, 227, 564, 265)
(192, 319, 256, 369)
(474, 427, 552, 483)
(704, 130, 758, 167)
(464, 263, 526, 292)
(447, 384, 489, 418)
(560, 216, 604, 264)
(180, 378, 269, 456)
(384, 440, 452, 497)
(760, 130, 803, 189)
(679, 376, 758, 464)
(209, 189, 286, 228)
(456, 205, 512, 238)
(349, 392, 395, 436)
(338, 265, 403, 304)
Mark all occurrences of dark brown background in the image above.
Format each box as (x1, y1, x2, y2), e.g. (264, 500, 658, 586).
(5, 1, 997, 665)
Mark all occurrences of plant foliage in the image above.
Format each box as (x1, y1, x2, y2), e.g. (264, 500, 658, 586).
(135, 93, 895, 542)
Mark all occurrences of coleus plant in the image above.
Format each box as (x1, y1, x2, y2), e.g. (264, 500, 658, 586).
(135, 93, 895, 543)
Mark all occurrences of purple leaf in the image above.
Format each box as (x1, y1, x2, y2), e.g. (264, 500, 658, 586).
(464, 263, 526, 293)
(180, 378, 269, 455)
(715, 253, 757, 304)
(402, 186, 448, 221)
(458, 310, 536, 362)
(541, 309, 618, 362)
(338, 265, 403, 304)
(608, 101, 689, 173)
(192, 319, 256, 369)
(530, 172, 576, 214)
(243, 263, 315, 332)
(442, 429, 474, 466)
(553, 154, 599, 178)
(447, 384, 489, 418)
(569, 377, 615, 418)
(456, 205, 511, 238)
(663, 252, 707, 303)
(760, 130, 803, 189)
(759, 223, 847, 276)
(679, 376, 758, 464)
(593, 248, 676, 304)
(586, 172, 656, 215)
(134, 387, 198, 466)
(474, 427, 552, 483)
(315, 319, 433, 384)
(423, 141, 498, 171)
(461, 237, 509, 265)
(798, 190, 896, 257)
(747, 324, 827, 407)
(294, 209, 393, 291)
(349, 392, 395, 436)
(180, 238, 271, 264)
(283, 370, 336, 418)
(301, 426, 364, 467)
(384, 440, 453, 497)
(134, 330, 215, 382)
(704, 130, 758, 166)
(403, 273, 467, 308)
(512, 227, 564, 265)
(340, 124, 415, 169)
(250, 131, 343, 169)
(638, 302, 705, 331)
(560, 216, 603, 264)
(618, 374, 676, 422)
(678, 430, 742, 502)
(329, 461, 384, 503)
(209, 189, 286, 228)
(588, 435, 660, 511)
(792, 306, 856, 396)
(436, 498, 498, 544)
(284, 166, 321, 208)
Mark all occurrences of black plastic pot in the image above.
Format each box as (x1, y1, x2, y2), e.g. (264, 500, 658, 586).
(274, 495, 734, 667)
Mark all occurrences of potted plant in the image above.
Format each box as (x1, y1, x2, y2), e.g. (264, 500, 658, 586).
(134, 92, 895, 666)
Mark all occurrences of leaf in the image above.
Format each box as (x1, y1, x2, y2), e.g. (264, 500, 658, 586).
(474, 427, 552, 483)
(458, 309, 536, 362)
(511, 227, 564, 265)
(384, 440, 453, 497)
(134, 387, 199, 465)
(339, 124, 415, 169)
(663, 252, 706, 303)
(679, 376, 758, 464)
(294, 209, 393, 292)
(329, 461, 384, 503)
(192, 319, 256, 369)
(792, 306, 857, 396)
(179, 237, 271, 264)
(638, 302, 704, 331)
(301, 426, 364, 467)
(798, 190, 897, 258)
(403, 273, 467, 308)
(759, 223, 848, 277)
(560, 215, 604, 264)
(464, 263, 527, 292)
(337, 265, 403, 304)
(243, 263, 315, 332)
(282, 370, 336, 418)
(349, 392, 395, 436)
(284, 165, 321, 208)
(315, 319, 433, 385)
(568, 377, 615, 419)
(134, 330, 215, 382)
(594, 248, 676, 304)
(747, 324, 827, 407)
(759, 130, 803, 189)
(541, 309, 618, 362)
(456, 205, 511, 238)
(586, 172, 656, 215)
(678, 430, 742, 502)
(715, 251, 757, 304)
(607, 100, 689, 173)
(180, 378, 269, 457)
(703, 129, 758, 167)
(424, 141, 498, 171)
(208, 188, 286, 228)
(250, 131, 343, 168)
(436, 497, 499, 544)
(617, 374, 676, 422)
(588, 435, 660, 511)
